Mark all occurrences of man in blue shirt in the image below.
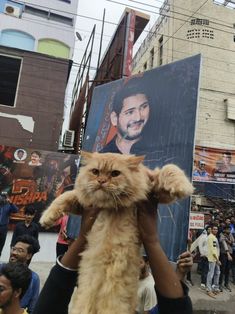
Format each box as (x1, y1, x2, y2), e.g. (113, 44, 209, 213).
(1, 234, 40, 313)
(0, 192, 18, 256)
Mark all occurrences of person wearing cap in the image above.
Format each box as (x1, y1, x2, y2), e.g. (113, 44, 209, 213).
(193, 160, 209, 181)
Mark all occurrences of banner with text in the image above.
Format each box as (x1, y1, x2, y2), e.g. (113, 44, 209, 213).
(0, 145, 78, 224)
(193, 146, 235, 184)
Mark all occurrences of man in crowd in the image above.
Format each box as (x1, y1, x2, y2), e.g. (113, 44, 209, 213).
(101, 78, 150, 155)
(219, 225, 234, 292)
(0, 192, 18, 256)
(3, 235, 40, 313)
(0, 262, 31, 314)
(206, 225, 221, 298)
(198, 226, 211, 289)
(136, 254, 157, 314)
(11, 206, 39, 247)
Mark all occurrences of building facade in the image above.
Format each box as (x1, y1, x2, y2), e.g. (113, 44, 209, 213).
(0, 45, 72, 151)
(0, 0, 78, 59)
(132, 0, 235, 205)
(132, 0, 235, 150)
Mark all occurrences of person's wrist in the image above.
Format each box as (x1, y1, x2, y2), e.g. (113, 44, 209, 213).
(175, 268, 186, 281)
(142, 234, 159, 245)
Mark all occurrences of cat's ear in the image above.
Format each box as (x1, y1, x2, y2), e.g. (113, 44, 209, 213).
(80, 151, 93, 165)
(127, 155, 145, 169)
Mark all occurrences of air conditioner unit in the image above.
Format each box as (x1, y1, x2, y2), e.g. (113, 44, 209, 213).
(4, 4, 21, 18)
(63, 130, 75, 147)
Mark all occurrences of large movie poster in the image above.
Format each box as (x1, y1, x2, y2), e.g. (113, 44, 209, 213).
(83, 55, 201, 261)
(0, 145, 78, 225)
(193, 146, 235, 184)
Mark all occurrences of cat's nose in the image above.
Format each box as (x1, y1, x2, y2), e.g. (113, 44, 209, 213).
(98, 178, 107, 185)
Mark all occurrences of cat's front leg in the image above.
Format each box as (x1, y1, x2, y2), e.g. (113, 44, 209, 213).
(40, 190, 81, 228)
(151, 164, 194, 204)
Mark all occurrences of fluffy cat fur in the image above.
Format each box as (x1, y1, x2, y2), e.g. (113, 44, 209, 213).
(40, 152, 194, 314)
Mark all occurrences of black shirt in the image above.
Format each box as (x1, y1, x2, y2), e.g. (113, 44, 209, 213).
(11, 222, 39, 247)
(33, 260, 192, 314)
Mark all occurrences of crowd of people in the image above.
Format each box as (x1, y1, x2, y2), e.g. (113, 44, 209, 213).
(190, 207, 235, 299)
(1, 189, 235, 314)
(0, 192, 195, 314)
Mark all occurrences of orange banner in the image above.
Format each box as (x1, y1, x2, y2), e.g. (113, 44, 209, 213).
(193, 146, 235, 184)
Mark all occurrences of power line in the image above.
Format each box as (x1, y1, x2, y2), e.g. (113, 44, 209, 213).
(127, 0, 235, 31)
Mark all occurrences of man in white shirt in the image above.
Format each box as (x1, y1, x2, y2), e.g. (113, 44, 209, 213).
(198, 226, 211, 289)
(136, 255, 157, 314)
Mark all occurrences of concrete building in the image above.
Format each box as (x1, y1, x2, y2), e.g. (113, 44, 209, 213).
(132, 0, 235, 150)
(132, 0, 235, 205)
(0, 45, 72, 151)
(0, 0, 78, 59)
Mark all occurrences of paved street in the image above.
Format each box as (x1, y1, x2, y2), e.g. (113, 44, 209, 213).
(189, 264, 235, 313)
(30, 262, 235, 313)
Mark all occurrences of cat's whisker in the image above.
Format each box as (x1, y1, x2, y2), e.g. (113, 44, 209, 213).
(110, 191, 119, 211)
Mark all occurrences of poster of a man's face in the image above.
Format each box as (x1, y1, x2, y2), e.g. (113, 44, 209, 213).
(14, 149, 27, 161)
(83, 55, 201, 261)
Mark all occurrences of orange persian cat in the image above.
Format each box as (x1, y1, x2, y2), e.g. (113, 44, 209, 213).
(40, 152, 193, 314)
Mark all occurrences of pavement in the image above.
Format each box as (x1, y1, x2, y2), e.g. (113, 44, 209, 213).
(189, 264, 235, 313)
(30, 261, 235, 313)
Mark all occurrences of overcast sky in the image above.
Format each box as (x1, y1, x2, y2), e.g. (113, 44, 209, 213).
(62, 0, 164, 133)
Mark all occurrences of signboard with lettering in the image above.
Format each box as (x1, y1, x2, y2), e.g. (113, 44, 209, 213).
(189, 212, 205, 229)
(0, 144, 78, 225)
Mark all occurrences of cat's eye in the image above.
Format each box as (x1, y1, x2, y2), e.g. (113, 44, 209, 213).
(111, 170, 121, 177)
(91, 168, 99, 175)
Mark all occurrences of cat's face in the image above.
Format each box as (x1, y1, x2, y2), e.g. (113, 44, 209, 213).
(75, 152, 150, 209)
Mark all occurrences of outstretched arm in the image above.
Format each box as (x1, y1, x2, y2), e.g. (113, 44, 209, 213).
(137, 198, 184, 298)
(137, 198, 193, 314)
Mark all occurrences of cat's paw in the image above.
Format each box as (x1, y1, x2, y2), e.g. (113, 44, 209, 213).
(39, 209, 61, 229)
(152, 164, 194, 203)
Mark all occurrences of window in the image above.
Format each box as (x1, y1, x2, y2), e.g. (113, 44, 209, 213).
(150, 48, 154, 69)
(50, 12, 73, 26)
(186, 29, 214, 40)
(0, 55, 21, 107)
(24, 6, 73, 26)
(158, 36, 163, 66)
(143, 62, 147, 71)
(24, 5, 49, 18)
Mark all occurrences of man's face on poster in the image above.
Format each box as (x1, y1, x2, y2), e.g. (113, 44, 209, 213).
(223, 153, 232, 166)
(111, 93, 150, 140)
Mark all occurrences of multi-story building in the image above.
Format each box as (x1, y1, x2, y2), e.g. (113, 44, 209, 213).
(0, 0, 78, 151)
(0, 0, 78, 59)
(0, 45, 72, 151)
(133, 0, 235, 149)
(132, 0, 235, 205)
